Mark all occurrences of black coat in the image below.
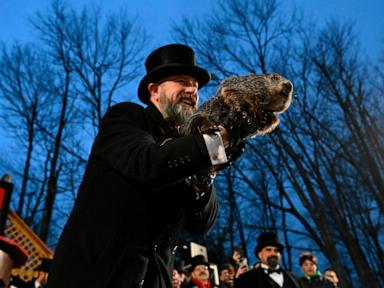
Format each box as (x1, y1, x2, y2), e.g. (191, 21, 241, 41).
(300, 275, 335, 288)
(46, 102, 218, 288)
(235, 267, 303, 288)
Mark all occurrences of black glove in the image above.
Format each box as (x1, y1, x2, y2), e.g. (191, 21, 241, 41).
(186, 171, 216, 200)
(226, 139, 246, 163)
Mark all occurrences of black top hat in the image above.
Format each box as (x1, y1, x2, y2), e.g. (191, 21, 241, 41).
(254, 232, 285, 257)
(188, 255, 210, 272)
(138, 43, 211, 104)
(174, 260, 188, 274)
(35, 258, 52, 273)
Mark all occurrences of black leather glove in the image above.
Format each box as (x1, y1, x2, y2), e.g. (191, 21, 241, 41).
(226, 140, 246, 163)
(186, 171, 216, 200)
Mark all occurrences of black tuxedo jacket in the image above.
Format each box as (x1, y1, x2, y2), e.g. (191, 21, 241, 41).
(235, 267, 303, 288)
(46, 102, 218, 288)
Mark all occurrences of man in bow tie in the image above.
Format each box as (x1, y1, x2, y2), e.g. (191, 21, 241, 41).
(235, 232, 303, 288)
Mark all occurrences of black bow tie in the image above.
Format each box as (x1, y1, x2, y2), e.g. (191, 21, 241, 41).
(267, 268, 282, 274)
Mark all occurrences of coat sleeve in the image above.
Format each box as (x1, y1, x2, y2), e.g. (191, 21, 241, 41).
(91, 102, 212, 186)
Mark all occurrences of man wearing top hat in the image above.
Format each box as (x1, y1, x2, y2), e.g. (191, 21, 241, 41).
(46, 44, 236, 288)
(183, 255, 212, 288)
(235, 232, 303, 288)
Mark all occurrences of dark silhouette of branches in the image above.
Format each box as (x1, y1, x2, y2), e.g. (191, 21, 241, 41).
(173, 0, 383, 286)
(0, 43, 54, 218)
(0, 0, 149, 244)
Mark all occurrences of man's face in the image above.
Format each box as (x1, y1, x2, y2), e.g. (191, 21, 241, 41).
(324, 270, 339, 284)
(149, 75, 199, 126)
(191, 264, 210, 283)
(257, 246, 281, 268)
(172, 269, 182, 288)
(220, 268, 234, 285)
(301, 260, 317, 277)
(36, 271, 49, 285)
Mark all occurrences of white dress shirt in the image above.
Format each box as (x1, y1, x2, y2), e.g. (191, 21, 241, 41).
(203, 131, 228, 165)
(260, 263, 284, 287)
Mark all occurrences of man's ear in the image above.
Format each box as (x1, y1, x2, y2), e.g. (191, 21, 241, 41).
(148, 83, 160, 103)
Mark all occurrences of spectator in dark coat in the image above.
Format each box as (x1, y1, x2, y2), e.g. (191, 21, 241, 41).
(183, 255, 212, 288)
(235, 232, 303, 288)
(299, 253, 334, 288)
(46, 43, 233, 288)
(218, 263, 235, 288)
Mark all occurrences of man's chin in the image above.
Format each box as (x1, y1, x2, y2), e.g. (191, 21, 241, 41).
(179, 102, 196, 111)
(267, 257, 279, 268)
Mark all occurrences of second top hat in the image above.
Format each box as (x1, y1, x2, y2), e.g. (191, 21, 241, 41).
(254, 232, 285, 257)
(187, 255, 210, 272)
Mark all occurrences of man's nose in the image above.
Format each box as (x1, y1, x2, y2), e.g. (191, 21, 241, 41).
(184, 85, 198, 95)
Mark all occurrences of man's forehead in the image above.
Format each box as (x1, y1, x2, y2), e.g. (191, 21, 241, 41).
(261, 245, 280, 251)
(162, 74, 198, 81)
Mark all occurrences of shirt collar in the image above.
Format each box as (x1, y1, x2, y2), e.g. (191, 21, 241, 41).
(260, 263, 281, 270)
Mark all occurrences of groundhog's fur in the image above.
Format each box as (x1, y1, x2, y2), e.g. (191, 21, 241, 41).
(184, 73, 293, 157)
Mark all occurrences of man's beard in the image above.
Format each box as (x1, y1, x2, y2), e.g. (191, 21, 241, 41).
(197, 271, 210, 283)
(159, 92, 197, 128)
(267, 255, 280, 268)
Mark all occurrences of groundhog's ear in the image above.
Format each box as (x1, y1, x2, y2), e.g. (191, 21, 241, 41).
(220, 87, 241, 108)
(220, 87, 237, 99)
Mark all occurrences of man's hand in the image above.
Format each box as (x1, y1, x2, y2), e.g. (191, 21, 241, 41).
(235, 265, 248, 278)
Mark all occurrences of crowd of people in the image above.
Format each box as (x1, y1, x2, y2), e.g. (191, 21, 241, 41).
(0, 236, 342, 288)
(1, 233, 342, 288)
(172, 232, 341, 288)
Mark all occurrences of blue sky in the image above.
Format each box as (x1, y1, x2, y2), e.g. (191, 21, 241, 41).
(0, 0, 383, 159)
(1, 0, 383, 57)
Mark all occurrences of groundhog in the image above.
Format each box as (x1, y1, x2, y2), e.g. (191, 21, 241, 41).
(184, 73, 293, 161)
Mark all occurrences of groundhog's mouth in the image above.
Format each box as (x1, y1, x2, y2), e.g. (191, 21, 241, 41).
(265, 81, 293, 113)
(265, 98, 291, 114)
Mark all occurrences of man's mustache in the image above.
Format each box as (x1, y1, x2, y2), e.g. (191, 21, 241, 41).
(268, 255, 278, 261)
(177, 93, 197, 106)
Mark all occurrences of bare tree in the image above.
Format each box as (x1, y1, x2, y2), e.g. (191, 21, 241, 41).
(173, 0, 383, 286)
(30, 0, 149, 241)
(60, 5, 148, 128)
(0, 43, 54, 218)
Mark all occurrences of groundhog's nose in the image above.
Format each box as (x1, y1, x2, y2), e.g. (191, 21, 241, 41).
(283, 81, 293, 92)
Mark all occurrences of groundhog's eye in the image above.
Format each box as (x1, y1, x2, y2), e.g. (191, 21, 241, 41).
(270, 73, 280, 81)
